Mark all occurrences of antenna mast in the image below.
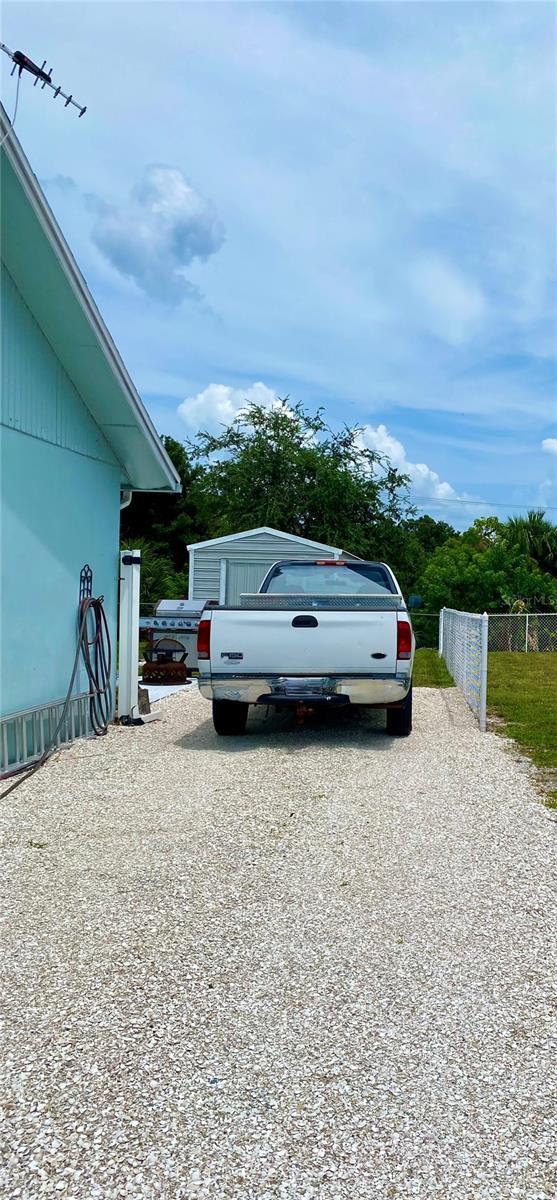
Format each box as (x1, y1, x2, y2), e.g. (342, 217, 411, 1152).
(1, 42, 86, 117)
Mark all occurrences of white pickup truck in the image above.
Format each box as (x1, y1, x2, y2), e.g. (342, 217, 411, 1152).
(195, 556, 412, 734)
(197, 559, 415, 738)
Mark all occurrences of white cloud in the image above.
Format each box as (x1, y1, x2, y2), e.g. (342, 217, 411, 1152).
(91, 166, 225, 302)
(176, 385, 496, 525)
(537, 477, 557, 508)
(407, 256, 487, 346)
(539, 439, 557, 505)
(178, 381, 278, 430)
(178, 391, 473, 511)
(359, 423, 467, 505)
(42, 174, 77, 194)
(5, 0, 553, 504)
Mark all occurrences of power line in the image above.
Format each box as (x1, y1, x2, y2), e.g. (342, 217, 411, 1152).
(409, 495, 557, 512)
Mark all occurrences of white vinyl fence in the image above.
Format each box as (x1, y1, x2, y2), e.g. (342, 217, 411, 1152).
(439, 608, 488, 731)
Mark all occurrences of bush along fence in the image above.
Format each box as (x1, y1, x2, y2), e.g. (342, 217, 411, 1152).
(438, 609, 557, 731)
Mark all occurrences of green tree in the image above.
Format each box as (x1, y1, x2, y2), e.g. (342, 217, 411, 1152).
(121, 435, 206, 583)
(189, 399, 412, 557)
(462, 516, 505, 548)
(503, 511, 557, 576)
(126, 537, 188, 606)
(418, 534, 557, 613)
(122, 404, 541, 613)
(406, 514, 459, 556)
(376, 514, 459, 598)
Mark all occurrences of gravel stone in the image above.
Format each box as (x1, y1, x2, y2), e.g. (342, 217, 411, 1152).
(1, 686, 556, 1199)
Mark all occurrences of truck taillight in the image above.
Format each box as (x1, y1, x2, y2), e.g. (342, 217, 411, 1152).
(397, 619, 412, 660)
(197, 618, 211, 659)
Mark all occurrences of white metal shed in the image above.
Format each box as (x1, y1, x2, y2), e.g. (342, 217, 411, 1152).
(187, 527, 359, 605)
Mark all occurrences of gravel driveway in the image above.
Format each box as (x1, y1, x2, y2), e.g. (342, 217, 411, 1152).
(1, 686, 556, 1200)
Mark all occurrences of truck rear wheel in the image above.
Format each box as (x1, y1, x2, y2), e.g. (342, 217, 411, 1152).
(212, 699, 249, 736)
(386, 686, 412, 737)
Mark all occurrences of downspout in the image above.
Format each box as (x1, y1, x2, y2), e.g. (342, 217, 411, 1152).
(120, 489, 132, 510)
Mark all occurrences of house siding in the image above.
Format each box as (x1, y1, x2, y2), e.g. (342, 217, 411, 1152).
(0, 263, 120, 726)
(1, 264, 119, 468)
(190, 556, 222, 603)
(0, 424, 120, 719)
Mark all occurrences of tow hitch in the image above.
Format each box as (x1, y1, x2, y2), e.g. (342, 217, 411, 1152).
(296, 702, 315, 724)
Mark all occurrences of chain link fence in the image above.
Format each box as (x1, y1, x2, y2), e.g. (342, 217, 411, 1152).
(439, 608, 488, 731)
(438, 609, 556, 731)
(487, 612, 557, 653)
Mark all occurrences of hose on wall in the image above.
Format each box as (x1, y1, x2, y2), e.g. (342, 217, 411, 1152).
(0, 594, 112, 799)
(80, 596, 112, 736)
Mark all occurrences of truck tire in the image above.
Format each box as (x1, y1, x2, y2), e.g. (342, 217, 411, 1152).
(386, 685, 412, 737)
(212, 699, 249, 736)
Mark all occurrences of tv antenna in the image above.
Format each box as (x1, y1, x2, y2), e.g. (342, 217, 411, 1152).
(1, 42, 86, 121)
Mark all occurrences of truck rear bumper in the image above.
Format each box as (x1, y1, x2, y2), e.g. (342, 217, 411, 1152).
(198, 672, 411, 706)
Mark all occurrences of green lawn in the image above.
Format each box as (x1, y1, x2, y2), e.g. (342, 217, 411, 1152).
(487, 652, 557, 776)
(413, 648, 454, 688)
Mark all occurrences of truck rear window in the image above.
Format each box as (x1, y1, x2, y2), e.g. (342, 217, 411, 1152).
(261, 562, 396, 596)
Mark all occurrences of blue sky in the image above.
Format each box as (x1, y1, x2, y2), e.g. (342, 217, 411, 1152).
(2, 1, 556, 527)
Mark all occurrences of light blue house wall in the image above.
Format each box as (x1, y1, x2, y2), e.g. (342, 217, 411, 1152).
(1, 112, 180, 773)
(1, 265, 121, 720)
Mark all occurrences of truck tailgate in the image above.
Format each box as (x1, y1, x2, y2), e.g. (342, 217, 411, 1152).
(210, 609, 398, 675)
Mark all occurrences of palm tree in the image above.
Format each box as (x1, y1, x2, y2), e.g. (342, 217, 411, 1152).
(505, 511, 557, 576)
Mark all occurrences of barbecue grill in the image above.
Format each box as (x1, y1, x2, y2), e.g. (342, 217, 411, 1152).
(139, 599, 217, 676)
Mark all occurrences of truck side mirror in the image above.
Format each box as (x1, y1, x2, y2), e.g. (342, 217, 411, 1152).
(408, 594, 422, 609)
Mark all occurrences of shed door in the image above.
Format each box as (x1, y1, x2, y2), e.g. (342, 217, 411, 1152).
(225, 560, 271, 606)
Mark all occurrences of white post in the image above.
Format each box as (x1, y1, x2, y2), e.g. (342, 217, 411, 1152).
(219, 558, 227, 605)
(525, 613, 529, 653)
(118, 549, 141, 720)
(479, 611, 489, 732)
(438, 608, 445, 657)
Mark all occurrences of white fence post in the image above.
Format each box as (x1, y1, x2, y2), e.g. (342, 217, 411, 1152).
(479, 611, 489, 733)
(219, 558, 227, 605)
(438, 607, 445, 657)
(118, 549, 141, 720)
(525, 613, 529, 653)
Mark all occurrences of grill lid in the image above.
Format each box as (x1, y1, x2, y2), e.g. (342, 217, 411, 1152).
(155, 599, 215, 617)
